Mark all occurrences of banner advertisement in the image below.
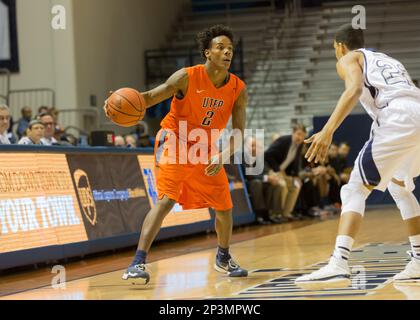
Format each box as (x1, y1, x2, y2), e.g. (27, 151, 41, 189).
(66, 154, 150, 240)
(0, 149, 253, 268)
(0, 153, 88, 254)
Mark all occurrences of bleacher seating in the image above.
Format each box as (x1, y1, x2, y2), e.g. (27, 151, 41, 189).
(293, 0, 420, 122)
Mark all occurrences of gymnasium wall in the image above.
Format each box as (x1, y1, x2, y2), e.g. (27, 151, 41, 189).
(10, 0, 78, 112)
(73, 0, 188, 110)
(8, 0, 187, 128)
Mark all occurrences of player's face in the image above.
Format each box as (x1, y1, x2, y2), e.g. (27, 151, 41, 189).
(206, 36, 234, 70)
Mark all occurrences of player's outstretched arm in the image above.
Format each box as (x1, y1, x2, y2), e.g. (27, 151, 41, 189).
(205, 87, 248, 177)
(305, 52, 363, 163)
(141, 68, 188, 109)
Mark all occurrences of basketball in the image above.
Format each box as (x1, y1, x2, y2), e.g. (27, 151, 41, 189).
(104, 88, 146, 127)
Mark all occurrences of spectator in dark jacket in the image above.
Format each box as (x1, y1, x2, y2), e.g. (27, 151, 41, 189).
(336, 141, 352, 184)
(264, 124, 306, 220)
(242, 136, 284, 224)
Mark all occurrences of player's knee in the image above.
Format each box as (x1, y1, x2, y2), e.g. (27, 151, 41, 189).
(340, 182, 371, 216)
(388, 181, 420, 220)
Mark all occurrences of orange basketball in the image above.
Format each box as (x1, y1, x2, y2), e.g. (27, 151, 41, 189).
(104, 88, 146, 127)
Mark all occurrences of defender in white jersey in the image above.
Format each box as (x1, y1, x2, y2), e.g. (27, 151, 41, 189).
(295, 24, 420, 287)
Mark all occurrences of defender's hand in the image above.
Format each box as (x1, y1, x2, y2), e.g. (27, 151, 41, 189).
(304, 130, 333, 164)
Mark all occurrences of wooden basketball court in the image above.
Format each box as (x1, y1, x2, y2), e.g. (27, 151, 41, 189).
(1, 207, 419, 300)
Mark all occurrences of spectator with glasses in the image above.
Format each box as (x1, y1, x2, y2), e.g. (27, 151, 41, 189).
(38, 112, 58, 145)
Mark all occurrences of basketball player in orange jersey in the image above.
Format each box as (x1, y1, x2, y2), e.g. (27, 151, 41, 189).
(121, 25, 248, 284)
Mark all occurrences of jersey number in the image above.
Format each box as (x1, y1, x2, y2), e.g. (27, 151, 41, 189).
(376, 60, 412, 86)
(202, 111, 215, 126)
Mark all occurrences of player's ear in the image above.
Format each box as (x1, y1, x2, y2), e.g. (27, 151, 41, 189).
(205, 49, 211, 59)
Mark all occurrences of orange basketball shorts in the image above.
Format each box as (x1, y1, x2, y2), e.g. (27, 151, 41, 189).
(153, 129, 233, 211)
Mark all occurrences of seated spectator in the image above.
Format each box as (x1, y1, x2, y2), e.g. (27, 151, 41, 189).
(131, 122, 153, 147)
(114, 135, 126, 147)
(271, 132, 281, 143)
(243, 137, 283, 225)
(0, 104, 12, 144)
(325, 144, 342, 207)
(49, 107, 65, 141)
(38, 106, 49, 116)
(138, 134, 153, 148)
(16, 106, 33, 139)
(298, 146, 341, 218)
(60, 133, 78, 146)
(264, 124, 306, 221)
(125, 134, 138, 148)
(18, 120, 45, 145)
(337, 142, 352, 184)
(38, 113, 58, 145)
(328, 142, 340, 172)
(132, 122, 148, 138)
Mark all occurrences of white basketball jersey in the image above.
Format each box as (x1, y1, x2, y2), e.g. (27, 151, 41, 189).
(356, 48, 420, 120)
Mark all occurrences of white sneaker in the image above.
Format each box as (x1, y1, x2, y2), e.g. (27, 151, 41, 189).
(295, 256, 351, 289)
(393, 253, 420, 283)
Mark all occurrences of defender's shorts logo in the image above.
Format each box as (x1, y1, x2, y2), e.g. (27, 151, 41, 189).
(73, 169, 97, 226)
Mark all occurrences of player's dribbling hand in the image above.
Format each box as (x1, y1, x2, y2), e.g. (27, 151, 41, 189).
(304, 130, 332, 164)
(205, 155, 223, 177)
(103, 102, 110, 118)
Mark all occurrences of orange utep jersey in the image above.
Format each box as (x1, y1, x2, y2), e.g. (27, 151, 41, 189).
(160, 64, 245, 142)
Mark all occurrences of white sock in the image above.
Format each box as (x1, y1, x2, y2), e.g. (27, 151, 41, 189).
(332, 235, 354, 263)
(409, 234, 420, 261)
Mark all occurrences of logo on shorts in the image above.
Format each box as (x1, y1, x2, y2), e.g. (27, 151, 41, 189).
(73, 169, 97, 226)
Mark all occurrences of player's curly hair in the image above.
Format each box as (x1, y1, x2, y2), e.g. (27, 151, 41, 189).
(197, 24, 234, 59)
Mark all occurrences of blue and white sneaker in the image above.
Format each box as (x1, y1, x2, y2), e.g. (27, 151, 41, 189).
(122, 264, 150, 285)
(393, 252, 420, 283)
(214, 255, 248, 277)
(295, 256, 351, 289)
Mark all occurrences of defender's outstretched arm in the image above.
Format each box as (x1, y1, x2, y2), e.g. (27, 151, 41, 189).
(305, 52, 364, 163)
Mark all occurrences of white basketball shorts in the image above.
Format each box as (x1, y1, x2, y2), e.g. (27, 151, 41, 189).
(349, 97, 420, 192)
